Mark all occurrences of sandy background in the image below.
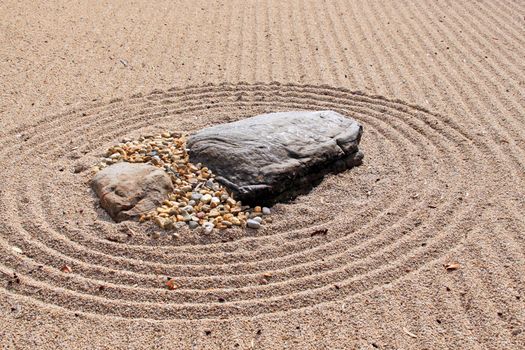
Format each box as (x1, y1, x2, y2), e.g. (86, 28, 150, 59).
(1, 0, 524, 348)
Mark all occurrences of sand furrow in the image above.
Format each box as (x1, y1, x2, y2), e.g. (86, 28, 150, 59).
(1, 0, 524, 347)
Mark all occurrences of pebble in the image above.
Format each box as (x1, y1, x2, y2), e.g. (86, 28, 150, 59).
(73, 164, 85, 174)
(180, 210, 192, 222)
(154, 217, 173, 229)
(188, 221, 199, 229)
(182, 205, 194, 213)
(175, 222, 186, 229)
(231, 217, 241, 226)
(246, 219, 261, 229)
(203, 223, 214, 234)
(151, 155, 162, 165)
(191, 193, 203, 201)
(262, 207, 271, 215)
(252, 216, 263, 224)
(200, 194, 212, 203)
(210, 196, 220, 207)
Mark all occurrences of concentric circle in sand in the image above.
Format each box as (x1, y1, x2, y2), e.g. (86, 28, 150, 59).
(0, 82, 486, 320)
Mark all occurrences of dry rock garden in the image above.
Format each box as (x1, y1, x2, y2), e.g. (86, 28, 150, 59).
(91, 110, 363, 235)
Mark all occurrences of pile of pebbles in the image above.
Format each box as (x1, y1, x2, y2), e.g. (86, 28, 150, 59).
(94, 132, 271, 233)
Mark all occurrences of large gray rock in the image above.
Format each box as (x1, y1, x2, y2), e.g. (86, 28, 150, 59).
(92, 162, 173, 222)
(187, 110, 363, 204)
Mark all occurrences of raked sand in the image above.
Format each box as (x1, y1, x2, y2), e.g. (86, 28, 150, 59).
(1, 0, 524, 348)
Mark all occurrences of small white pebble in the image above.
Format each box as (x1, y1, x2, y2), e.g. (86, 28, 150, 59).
(203, 223, 214, 234)
(200, 194, 212, 203)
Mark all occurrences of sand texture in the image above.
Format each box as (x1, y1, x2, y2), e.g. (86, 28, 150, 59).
(1, 0, 524, 349)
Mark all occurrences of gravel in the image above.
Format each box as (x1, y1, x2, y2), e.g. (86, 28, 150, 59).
(96, 132, 273, 235)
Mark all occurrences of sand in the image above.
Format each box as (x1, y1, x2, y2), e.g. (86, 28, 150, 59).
(1, 0, 524, 348)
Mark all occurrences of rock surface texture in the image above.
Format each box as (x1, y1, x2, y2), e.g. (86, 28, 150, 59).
(92, 162, 174, 222)
(187, 110, 363, 204)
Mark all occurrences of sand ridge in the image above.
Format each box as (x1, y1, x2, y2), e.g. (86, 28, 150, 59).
(1, 0, 524, 349)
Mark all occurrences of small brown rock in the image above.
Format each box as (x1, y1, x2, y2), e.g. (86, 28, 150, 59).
(60, 265, 73, 273)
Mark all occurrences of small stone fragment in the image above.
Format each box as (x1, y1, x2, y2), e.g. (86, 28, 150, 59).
(262, 207, 271, 215)
(165, 279, 177, 290)
(252, 216, 263, 224)
(154, 217, 173, 229)
(231, 217, 241, 226)
(188, 221, 199, 229)
(175, 222, 186, 229)
(203, 223, 214, 234)
(191, 192, 202, 201)
(210, 197, 220, 207)
(181, 185, 192, 192)
(182, 205, 194, 213)
(444, 262, 460, 271)
(247, 219, 261, 229)
(73, 164, 86, 174)
(200, 194, 212, 203)
(180, 210, 192, 222)
(60, 264, 73, 273)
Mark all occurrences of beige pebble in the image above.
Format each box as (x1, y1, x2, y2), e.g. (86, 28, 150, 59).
(231, 217, 241, 226)
(200, 194, 212, 203)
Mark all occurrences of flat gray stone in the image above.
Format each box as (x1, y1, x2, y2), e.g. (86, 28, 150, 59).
(92, 162, 174, 222)
(187, 110, 363, 204)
